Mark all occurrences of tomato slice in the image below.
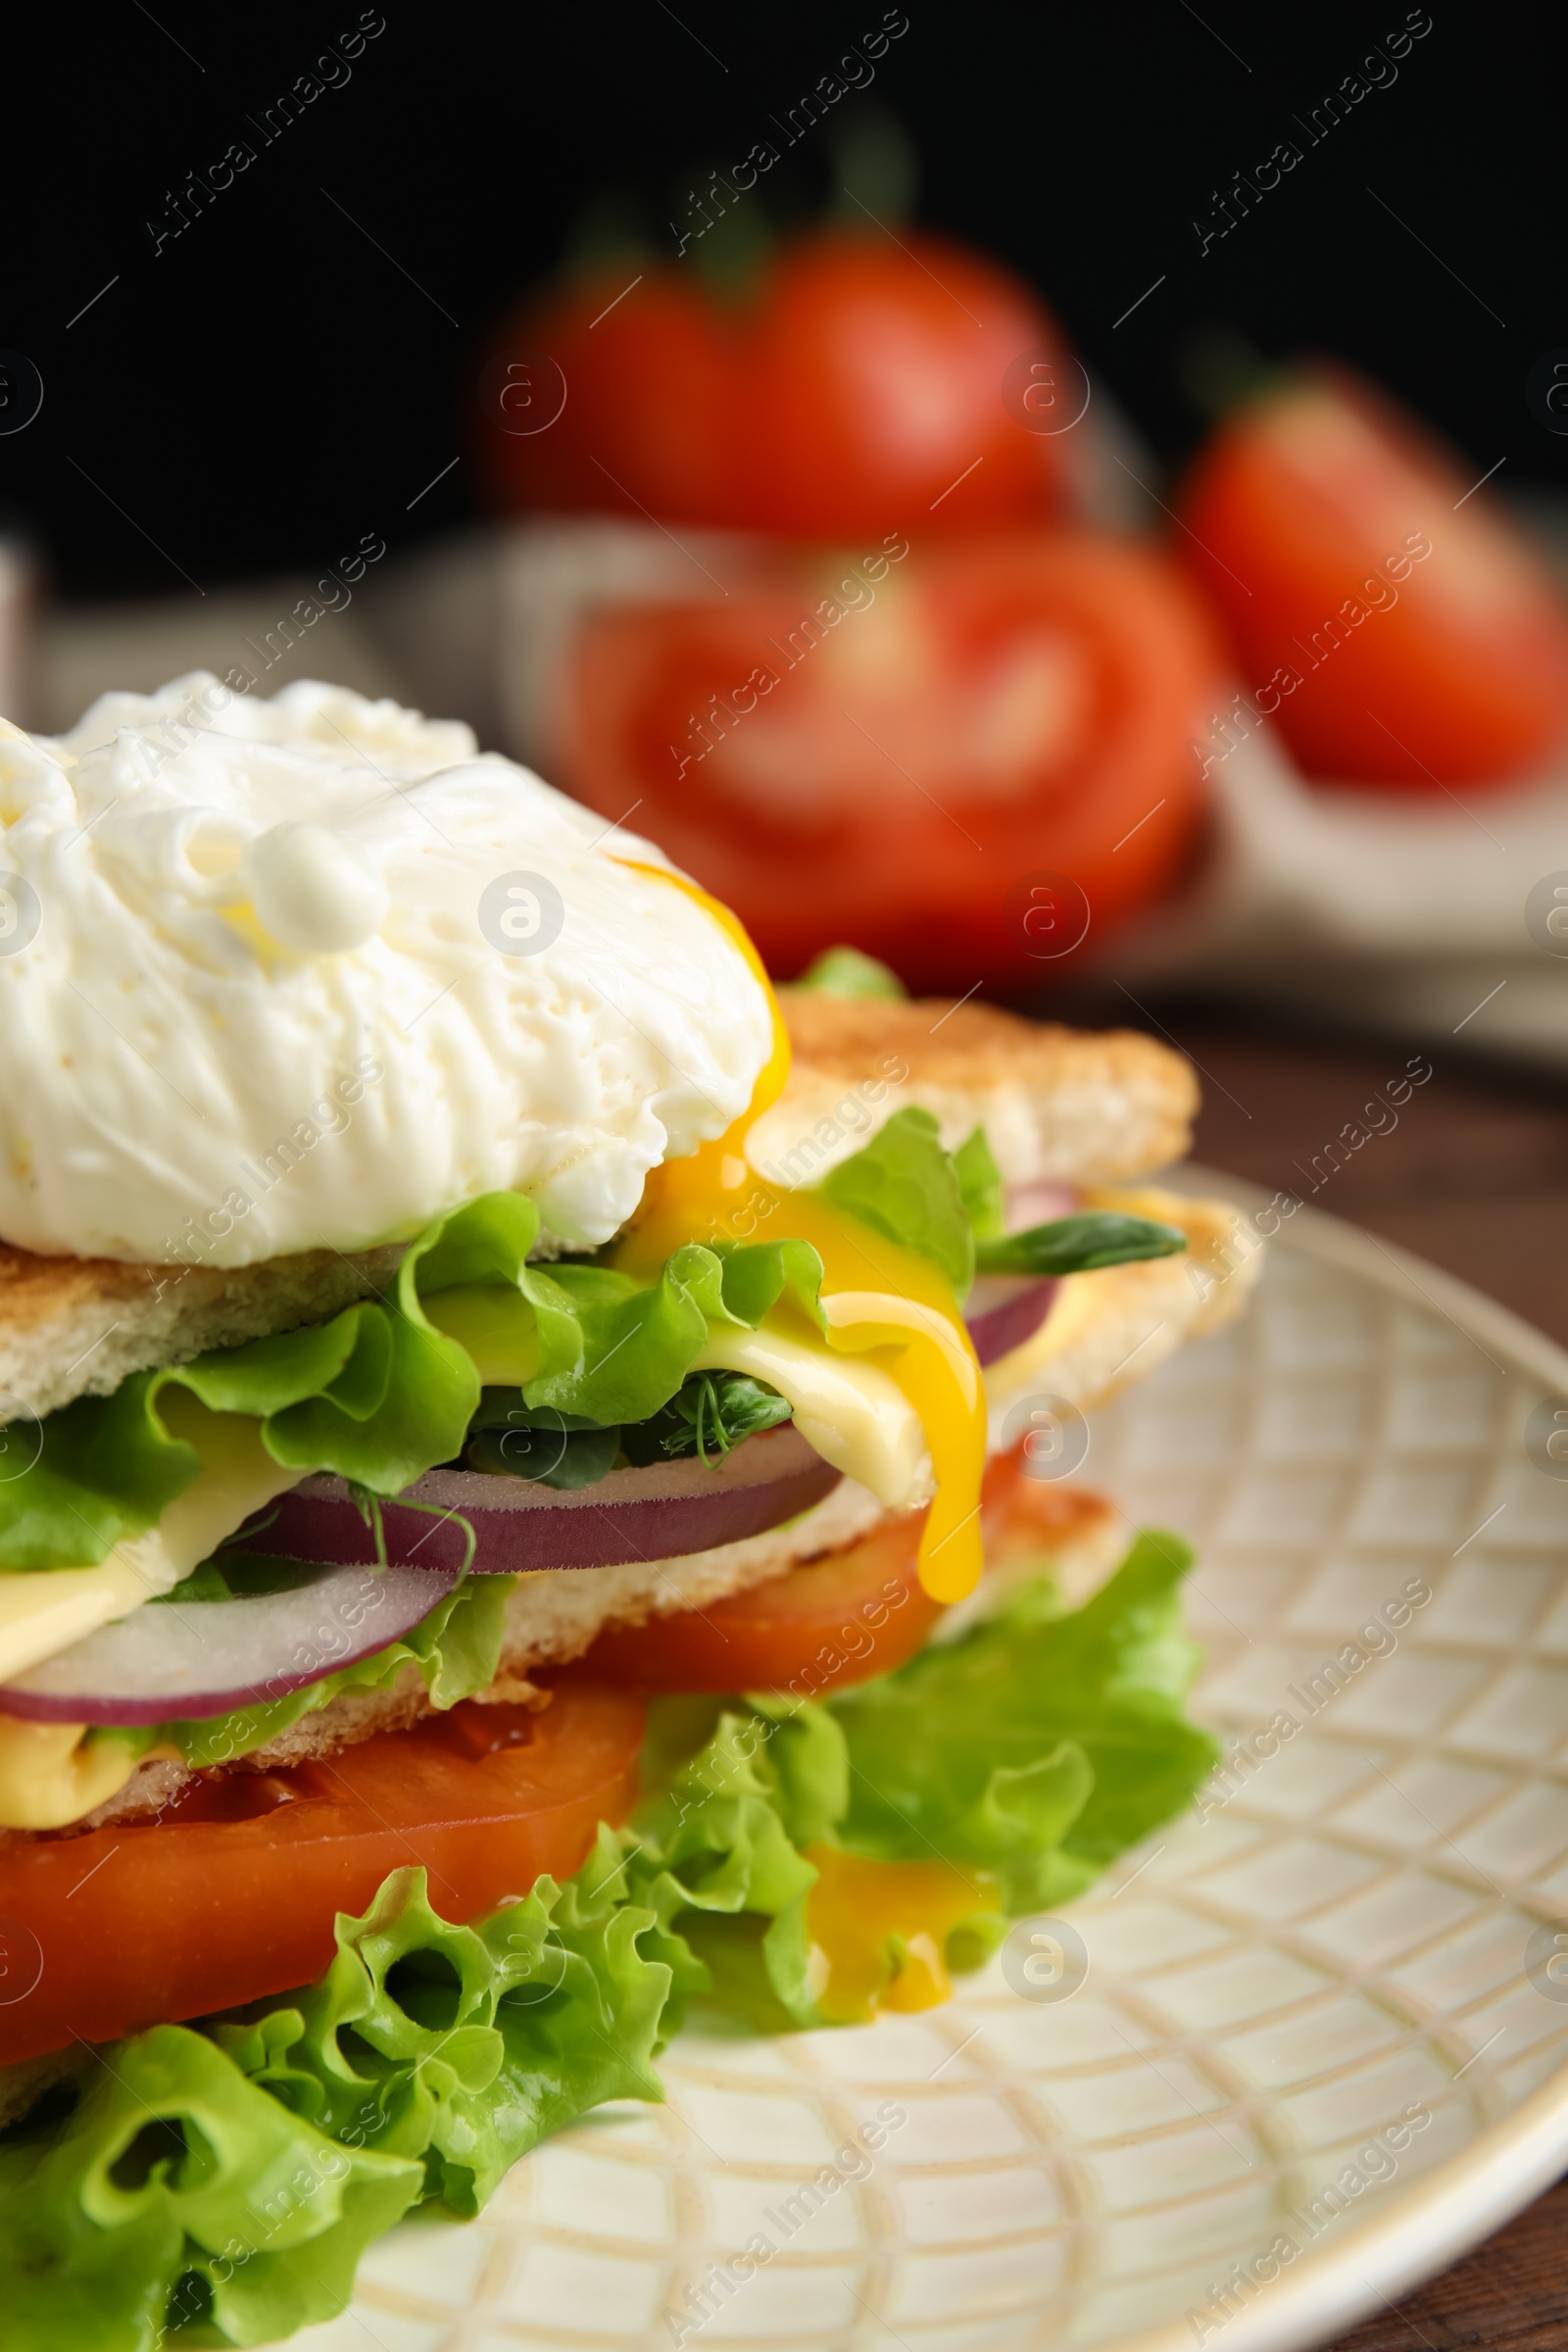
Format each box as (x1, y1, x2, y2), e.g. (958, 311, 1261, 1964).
(0, 1684, 644, 2067)
(977, 1446, 1112, 1564)
(570, 1449, 1109, 1695)
(562, 532, 1220, 989)
(569, 1512, 941, 1695)
(1178, 365, 1568, 788)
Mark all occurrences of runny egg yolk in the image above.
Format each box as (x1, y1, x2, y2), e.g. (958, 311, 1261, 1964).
(610, 864, 987, 1604)
(806, 1843, 1001, 2021)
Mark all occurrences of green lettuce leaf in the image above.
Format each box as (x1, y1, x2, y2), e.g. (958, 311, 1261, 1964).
(952, 1126, 1005, 1242)
(814, 1111, 1186, 1292)
(213, 1853, 667, 2218)
(827, 1532, 1217, 1909)
(715, 1236, 828, 1336)
(0, 2024, 422, 2352)
(625, 1535, 1216, 2017)
(618, 1696, 848, 2034)
(792, 945, 907, 1000)
(0, 1850, 669, 2352)
(0, 1195, 539, 1572)
(817, 1105, 975, 1298)
(0, 1204, 830, 1573)
(0, 1541, 1216, 2348)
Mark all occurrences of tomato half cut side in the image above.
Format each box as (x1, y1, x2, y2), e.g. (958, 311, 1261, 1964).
(0, 1683, 645, 2067)
(562, 532, 1221, 990)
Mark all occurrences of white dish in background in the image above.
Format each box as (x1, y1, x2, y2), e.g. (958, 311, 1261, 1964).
(272, 1192, 1568, 2352)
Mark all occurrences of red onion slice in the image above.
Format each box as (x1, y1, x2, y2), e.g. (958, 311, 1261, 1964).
(0, 1560, 461, 1728)
(965, 1275, 1058, 1368)
(256, 1422, 843, 1576)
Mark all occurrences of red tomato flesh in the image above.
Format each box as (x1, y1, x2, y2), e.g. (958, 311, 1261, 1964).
(0, 1684, 644, 2066)
(1178, 367, 1568, 788)
(476, 265, 738, 528)
(731, 230, 1075, 535)
(978, 1446, 1112, 1564)
(563, 532, 1219, 989)
(571, 1510, 943, 1694)
(570, 1447, 1109, 1694)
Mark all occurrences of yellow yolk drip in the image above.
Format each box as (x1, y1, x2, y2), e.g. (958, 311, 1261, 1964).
(806, 1844, 1001, 2022)
(609, 862, 987, 1604)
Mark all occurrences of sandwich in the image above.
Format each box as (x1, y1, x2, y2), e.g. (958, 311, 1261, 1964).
(0, 676, 1257, 2351)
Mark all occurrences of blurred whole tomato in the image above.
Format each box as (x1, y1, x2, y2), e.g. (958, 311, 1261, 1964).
(1178, 366, 1568, 789)
(560, 533, 1221, 990)
(479, 228, 1077, 536)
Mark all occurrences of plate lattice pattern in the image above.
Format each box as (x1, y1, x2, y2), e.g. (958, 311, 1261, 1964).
(278, 1237, 1568, 2352)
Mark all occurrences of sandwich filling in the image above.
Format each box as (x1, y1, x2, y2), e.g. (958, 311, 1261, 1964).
(0, 679, 1235, 2352)
(0, 699, 1191, 1832)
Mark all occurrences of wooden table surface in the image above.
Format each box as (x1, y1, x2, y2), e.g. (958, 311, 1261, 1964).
(1159, 1012, 1568, 2352)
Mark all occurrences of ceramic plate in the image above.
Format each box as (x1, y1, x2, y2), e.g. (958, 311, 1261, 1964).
(272, 1186, 1568, 2352)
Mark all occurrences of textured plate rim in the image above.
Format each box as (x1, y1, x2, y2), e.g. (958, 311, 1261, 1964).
(1105, 1174, 1568, 2352)
(282, 1179, 1568, 2352)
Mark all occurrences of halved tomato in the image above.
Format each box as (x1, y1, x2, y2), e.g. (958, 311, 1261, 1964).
(0, 1684, 644, 2066)
(562, 532, 1221, 988)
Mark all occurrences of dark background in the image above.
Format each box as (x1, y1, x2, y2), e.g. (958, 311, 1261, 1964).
(3, 0, 1562, 601)
(7, 11, 1568, 2341)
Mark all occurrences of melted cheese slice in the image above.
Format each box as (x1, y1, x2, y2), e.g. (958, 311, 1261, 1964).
(423, 1294, 931, 1511)
(690, 1328, 928, 1509)
(0, 1396, 302, 1687)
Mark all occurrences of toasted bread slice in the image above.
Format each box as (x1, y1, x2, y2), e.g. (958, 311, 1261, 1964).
(0, 1242, 402, 1424)
(763, 994, 1197, 1188)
